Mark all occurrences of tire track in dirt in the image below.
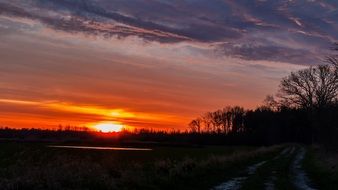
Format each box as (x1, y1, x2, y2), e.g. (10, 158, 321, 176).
(212, 146, 316, 190)
(212, 147, 290, 190)
(212, 160, 269, 190)
(262, 146, 316, 190)
(291, 147, 317, 190)
(264, 146, 295, 190)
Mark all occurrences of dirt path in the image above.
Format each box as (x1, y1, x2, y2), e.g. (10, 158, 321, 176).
(211, 146, 316, 190)
(212, 147, 288, 190)
(212, 160, 269, 190)
(291, 147, 317, 190)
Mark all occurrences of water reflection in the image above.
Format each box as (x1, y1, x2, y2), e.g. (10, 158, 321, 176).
(48, 145, 152, 151)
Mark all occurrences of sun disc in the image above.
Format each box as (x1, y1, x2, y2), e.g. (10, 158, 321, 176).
(93, 122, 123, 132)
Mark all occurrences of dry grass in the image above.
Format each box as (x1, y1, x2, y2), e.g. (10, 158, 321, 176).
(0, 143, 282, 190)
(303, 144, 338, 190)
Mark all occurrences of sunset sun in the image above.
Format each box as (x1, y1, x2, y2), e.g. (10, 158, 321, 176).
(93, 122, 124, 133)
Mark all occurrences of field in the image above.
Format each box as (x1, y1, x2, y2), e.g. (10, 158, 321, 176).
(0, 142, 337, 190)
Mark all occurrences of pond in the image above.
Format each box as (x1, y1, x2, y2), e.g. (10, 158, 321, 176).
(48, 145, 152, 151)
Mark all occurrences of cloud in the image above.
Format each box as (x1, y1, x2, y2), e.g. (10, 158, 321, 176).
(0, 0, 337, 64)
(0, 0, 338, 49)
(0, 1, 191, 43)
(217, 42, 315, 64)
(0, 0, 239, 43)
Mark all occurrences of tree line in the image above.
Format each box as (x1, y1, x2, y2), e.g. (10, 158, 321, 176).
(189, 44, 338, 147)
(189, 106, 246, 134)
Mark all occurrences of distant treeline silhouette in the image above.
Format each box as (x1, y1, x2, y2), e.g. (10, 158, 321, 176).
(189, 43, 338, 148)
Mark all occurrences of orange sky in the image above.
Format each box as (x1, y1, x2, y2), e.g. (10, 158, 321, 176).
(1, 1, 327, 131)
(0, 30, 303, 131)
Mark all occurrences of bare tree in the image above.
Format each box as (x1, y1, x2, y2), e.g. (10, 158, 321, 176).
(189, 118, 202, 133)
(231, 106, 245, 132)
(277, 64, 338, 109)
(202, 113, 213, 133)
(263, 95, 279, 111)
(189, 106, 246, 134)
(215, 112, 223, 133)
(326, 43, 338, 68)
(277, 43, 338, 109)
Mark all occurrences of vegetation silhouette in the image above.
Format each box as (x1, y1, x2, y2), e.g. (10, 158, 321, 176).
(188, 44, 338, 148)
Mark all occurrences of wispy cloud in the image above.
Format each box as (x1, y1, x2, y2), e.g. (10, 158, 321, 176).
(1, 0, 336, 63)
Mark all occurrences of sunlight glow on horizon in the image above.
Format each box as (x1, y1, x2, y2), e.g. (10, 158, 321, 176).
(92, 122, 124, 132)
(0, 98, 185, 130)
(0, 98, 146, 120)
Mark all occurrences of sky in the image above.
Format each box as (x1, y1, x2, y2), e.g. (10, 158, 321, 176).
(0, 0, 337, 131)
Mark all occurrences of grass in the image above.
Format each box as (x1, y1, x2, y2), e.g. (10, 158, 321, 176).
(0, 142, 282, 190)
(303, 145, 338, 190)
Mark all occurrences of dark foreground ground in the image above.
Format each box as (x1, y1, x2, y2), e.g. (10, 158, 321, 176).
(0, 142, 337, 190)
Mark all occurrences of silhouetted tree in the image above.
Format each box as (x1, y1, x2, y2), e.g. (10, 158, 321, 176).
(189, 118, 202, 133)
(277, 64, 338, 110)
(263, 95, 279, 111)
(231, 106, 245, 132)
